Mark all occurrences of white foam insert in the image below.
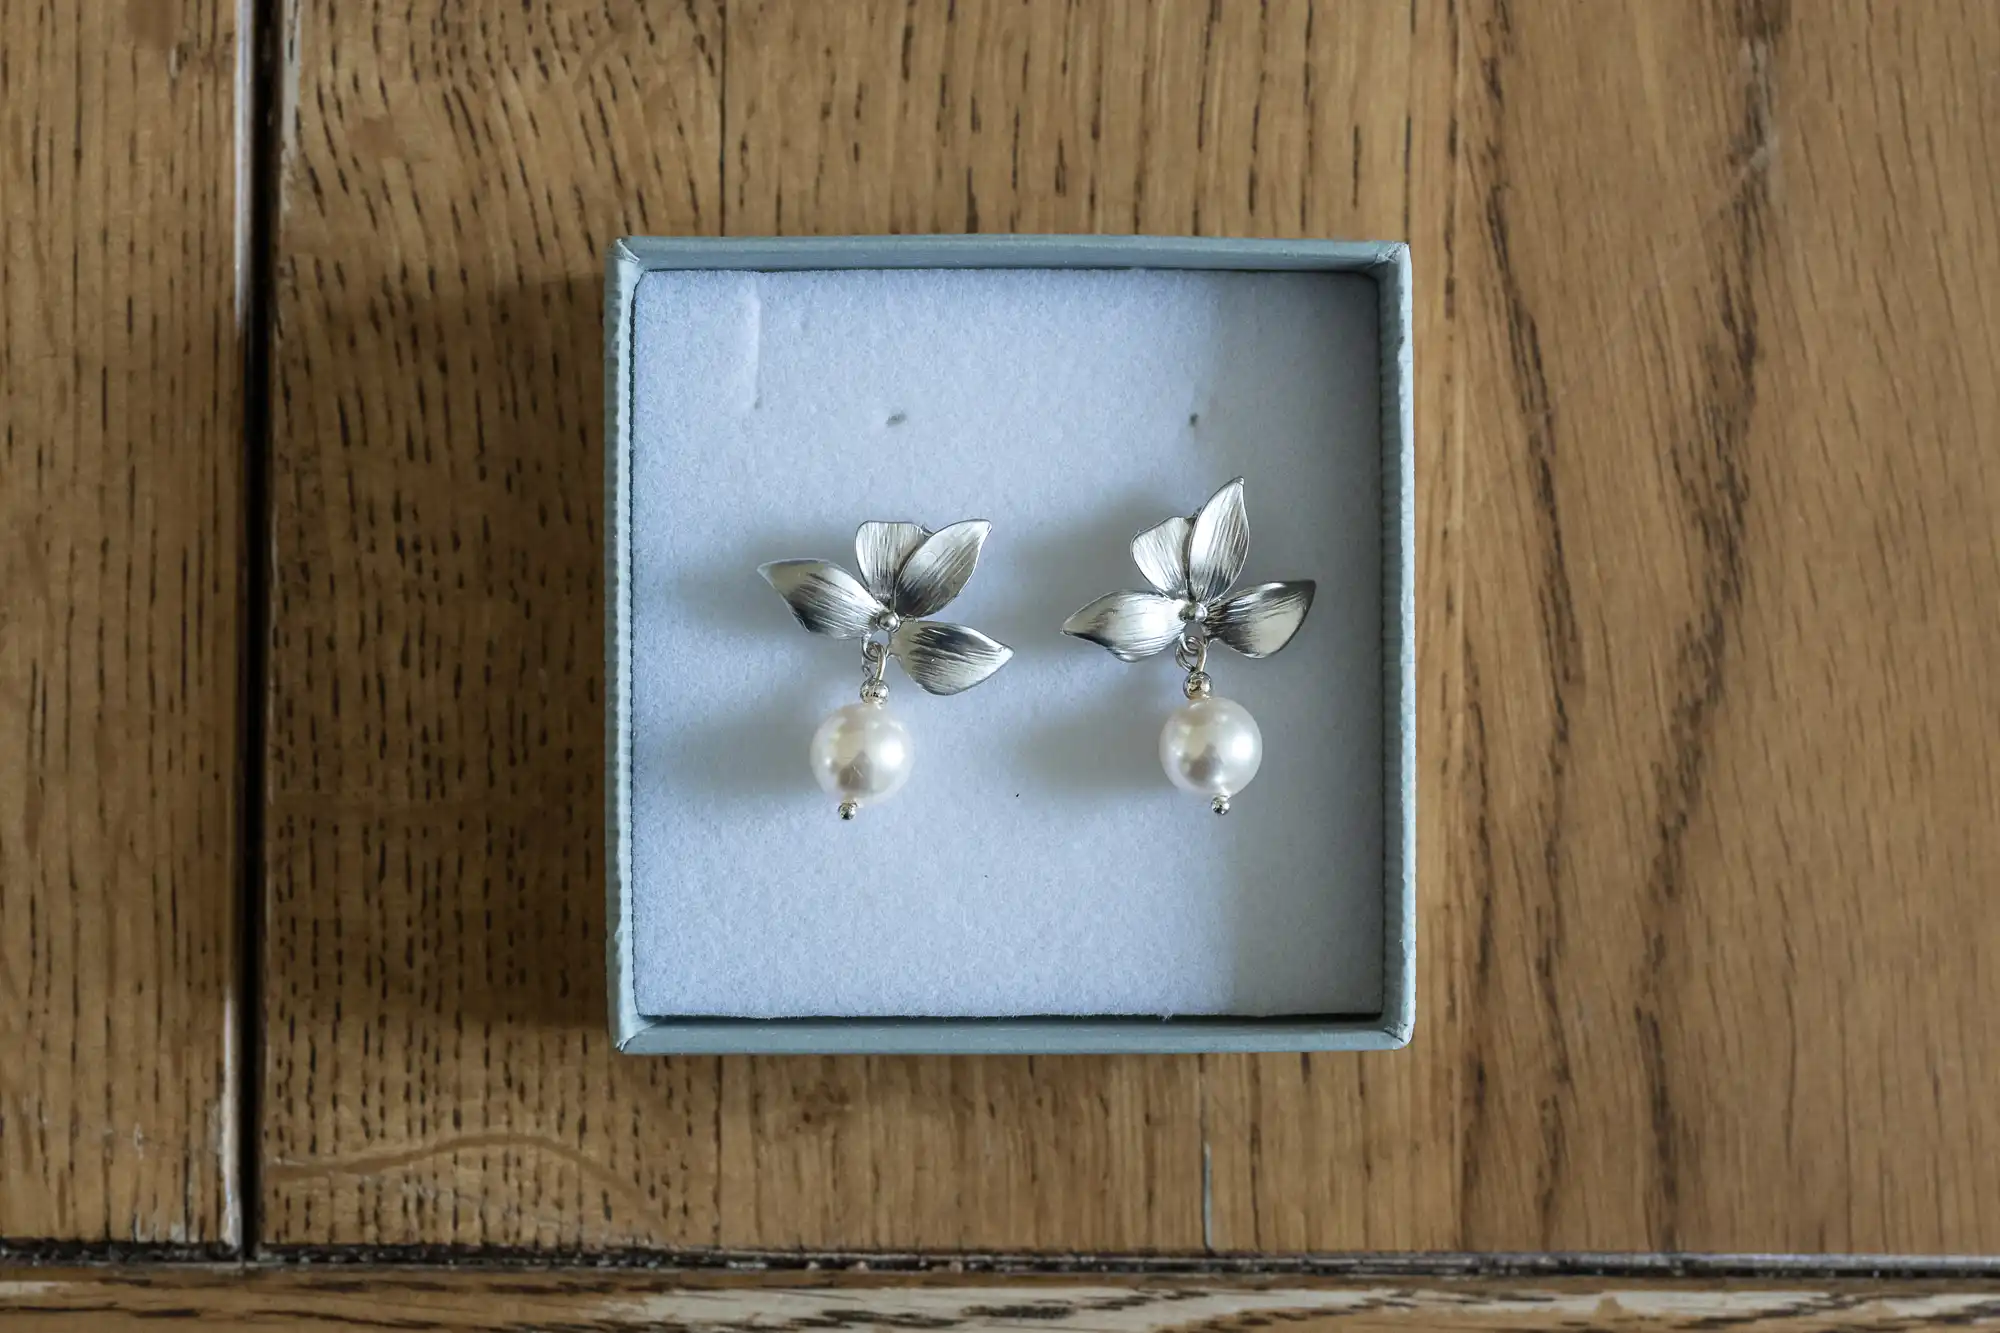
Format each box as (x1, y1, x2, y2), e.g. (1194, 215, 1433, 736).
(630, 267, 1383, 1018)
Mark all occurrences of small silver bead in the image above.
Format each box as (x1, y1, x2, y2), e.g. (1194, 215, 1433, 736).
(860, 680, 890, 703)
(1210, 794, 1232, 816)
(838, 800, 860, 820)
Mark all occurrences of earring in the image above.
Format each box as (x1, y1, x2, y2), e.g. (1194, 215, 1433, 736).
(760, 520, 1013, 819)
(1062, 478, 1315, 814)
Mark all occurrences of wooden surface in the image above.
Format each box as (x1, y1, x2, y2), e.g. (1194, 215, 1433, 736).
(0, 0, 243, 1243)
(6, 1269, 2000, 1332)
(1213, 0, 2000, 1255)
(4, 0, 1995, 1266)
(255, 0, 2000, 1255)
(259, 0, 727, 1251)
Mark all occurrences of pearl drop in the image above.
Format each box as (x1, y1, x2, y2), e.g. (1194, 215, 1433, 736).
(809, 700, 914, 810)
(1159, 696, 1263, 799)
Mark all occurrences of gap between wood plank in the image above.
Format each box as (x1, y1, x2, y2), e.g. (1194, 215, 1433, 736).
(5, 1244, 2000, 1280)
(231, 0, 286, 1259)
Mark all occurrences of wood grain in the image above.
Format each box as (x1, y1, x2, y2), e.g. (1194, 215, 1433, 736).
(720, 0, 1447, 1253)
(262, 0, 2000, 1255)
(0, 0, 243, 1243)
(6, 1269, 2000, 1331)
(1206, 0, 2000, 1255)
(260, 0, 725, 1249)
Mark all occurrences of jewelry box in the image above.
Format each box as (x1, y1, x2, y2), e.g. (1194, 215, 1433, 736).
(605, 236, 1414, 1054)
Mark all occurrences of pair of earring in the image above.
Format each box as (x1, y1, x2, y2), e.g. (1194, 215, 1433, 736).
(758, 478, 1316, 819)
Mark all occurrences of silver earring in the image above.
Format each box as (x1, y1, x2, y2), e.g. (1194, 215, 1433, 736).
(1062, 478, 1315, 814)
(760, 520, 1013, 819)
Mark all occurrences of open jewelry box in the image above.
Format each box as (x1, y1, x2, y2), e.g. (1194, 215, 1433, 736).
(605, 236, 1413, 1054)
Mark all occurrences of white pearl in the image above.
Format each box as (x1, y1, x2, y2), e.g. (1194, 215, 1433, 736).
(1159, 696, 1263, 799)
(809, 700, 914, 809)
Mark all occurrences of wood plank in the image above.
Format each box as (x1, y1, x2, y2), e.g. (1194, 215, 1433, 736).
(260, 0, 726, 1248)
(1207, 0, 2000, 1253)
(1176, 0, 1465, 1254)
(712, 0, 1447, 1253)
(0, 0, 244, 1243)
(5, 1268, 2000, 1331)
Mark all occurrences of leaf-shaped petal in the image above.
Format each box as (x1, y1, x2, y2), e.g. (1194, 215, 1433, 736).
(894, 519, 992, 618)
(854, 521, 928, 604)
(891, 620, 1014, 695)
(1207, 580, 1315, 658)
(1061, 591, 1188, 662)
(1131, 515, 1192, 596)
(757, 559, 881, 638)
(1186, 477, 1249, 603)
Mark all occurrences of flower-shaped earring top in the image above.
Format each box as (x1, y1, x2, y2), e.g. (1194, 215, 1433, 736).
(1062, 478, 1314, 814)
(760, 520, 1013, 696)
(760, 520, 1012, 820)
(1063, 478, 1315, 665)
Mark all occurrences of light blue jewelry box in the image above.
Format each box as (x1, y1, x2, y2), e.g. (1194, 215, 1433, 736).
(605, 235, 1414, 1055)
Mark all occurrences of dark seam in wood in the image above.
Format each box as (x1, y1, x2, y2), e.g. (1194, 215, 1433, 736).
(1441, 0, 1459, 321)
(1476, 0, 1579, 1248)
(1457, 642, 1496, 1248)
(13, 1243, 2000, 1280)
(1299, 0, 1315, 232)
(233, 0, 288, 1260)
(1190, 0, 1219, 234)
(1636, 0, 1786, 1254)
(718, 0, 728, 236)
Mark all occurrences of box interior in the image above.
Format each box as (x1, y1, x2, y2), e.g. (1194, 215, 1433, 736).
(628, 266, 1383, 1019)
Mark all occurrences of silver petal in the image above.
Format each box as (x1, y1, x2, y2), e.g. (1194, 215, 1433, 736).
(757, 559, 881, 638)
(893, 519, 992, 618)
(1061, 590, 1187, 662)
(1207, 580, 1316, 657)
(891, 620, 1014, 695)
(1131, 515, 1192, 596)
(1186, 477, 1249, 603)
(854, 521, 928, 604)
